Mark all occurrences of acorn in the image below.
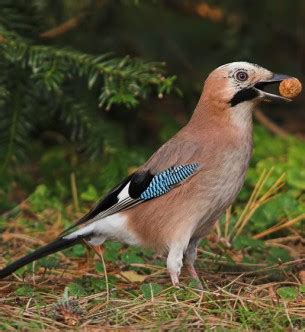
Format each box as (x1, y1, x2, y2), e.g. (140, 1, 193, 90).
(279, 78, 302, 99)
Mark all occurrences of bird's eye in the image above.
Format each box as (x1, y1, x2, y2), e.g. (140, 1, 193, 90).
(235, 71, 248, 82)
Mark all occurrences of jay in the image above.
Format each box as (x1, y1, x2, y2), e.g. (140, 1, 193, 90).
(0, 62, 293, 288)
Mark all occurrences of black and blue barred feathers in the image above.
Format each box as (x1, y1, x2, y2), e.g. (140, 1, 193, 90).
(140, 163, 200, 200)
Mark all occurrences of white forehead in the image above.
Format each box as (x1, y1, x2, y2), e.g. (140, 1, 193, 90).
(217, 61, 262, 71)
(216, 62, 271, 76)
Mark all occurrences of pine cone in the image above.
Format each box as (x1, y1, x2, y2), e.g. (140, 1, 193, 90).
(52, 299, 83, 326)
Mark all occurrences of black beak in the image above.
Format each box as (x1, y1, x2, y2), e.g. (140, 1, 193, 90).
(254, 73, 293, 102)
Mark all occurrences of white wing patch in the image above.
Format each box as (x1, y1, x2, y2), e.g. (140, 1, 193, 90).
(88, 181, 140, 223)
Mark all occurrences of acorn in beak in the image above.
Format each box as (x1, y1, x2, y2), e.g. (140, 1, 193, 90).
(254, 73, 293, 102)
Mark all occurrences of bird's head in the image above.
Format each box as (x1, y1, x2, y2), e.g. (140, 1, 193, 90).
(203, 61, 291, 109)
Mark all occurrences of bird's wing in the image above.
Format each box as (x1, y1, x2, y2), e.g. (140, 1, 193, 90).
(61, 137, 201, 236)
(61, 162, 200, 236)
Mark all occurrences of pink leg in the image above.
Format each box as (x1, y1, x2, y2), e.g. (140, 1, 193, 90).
(187, 264, 199, 279)
(184, 238, 203, 290)
(170, 272, 180, 288)
(167, 245, 184, 288)
(186, 264, 203, 290)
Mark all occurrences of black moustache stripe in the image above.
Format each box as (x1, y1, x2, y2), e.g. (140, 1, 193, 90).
(230, 88, 259, 107)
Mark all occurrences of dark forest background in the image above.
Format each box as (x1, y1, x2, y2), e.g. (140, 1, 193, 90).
(1, 0, 305, 212)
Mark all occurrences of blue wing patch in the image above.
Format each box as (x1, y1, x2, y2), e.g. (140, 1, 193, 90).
(140, 163, 200, 200)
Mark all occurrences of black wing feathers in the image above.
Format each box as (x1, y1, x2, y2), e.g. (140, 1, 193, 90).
(78, 173, 134, 224)
(60, 173, 134, 235)
(73, 170, 155, 227)
(129, 171, 154, 199)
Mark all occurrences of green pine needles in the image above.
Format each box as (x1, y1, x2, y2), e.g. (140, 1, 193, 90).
(0, 1, 176, 171)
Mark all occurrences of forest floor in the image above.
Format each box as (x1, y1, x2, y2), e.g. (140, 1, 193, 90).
(0, 192, 305, 331)
(0, 242, 304, 330)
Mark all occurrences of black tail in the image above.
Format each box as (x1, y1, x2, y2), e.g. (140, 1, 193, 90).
(0, 236, 81, 278)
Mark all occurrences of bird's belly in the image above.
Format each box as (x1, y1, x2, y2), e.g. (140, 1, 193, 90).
(125, 145, 252, 250)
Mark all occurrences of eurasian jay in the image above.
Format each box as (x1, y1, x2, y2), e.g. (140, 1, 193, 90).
(0, 62, 293, 288)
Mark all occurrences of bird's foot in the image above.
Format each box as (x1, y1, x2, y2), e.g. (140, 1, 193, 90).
(92, 245, 104, 257)
(82, 239, 104, 257)
(170, 272, 180, 288)
(186, 264, 203, 290)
